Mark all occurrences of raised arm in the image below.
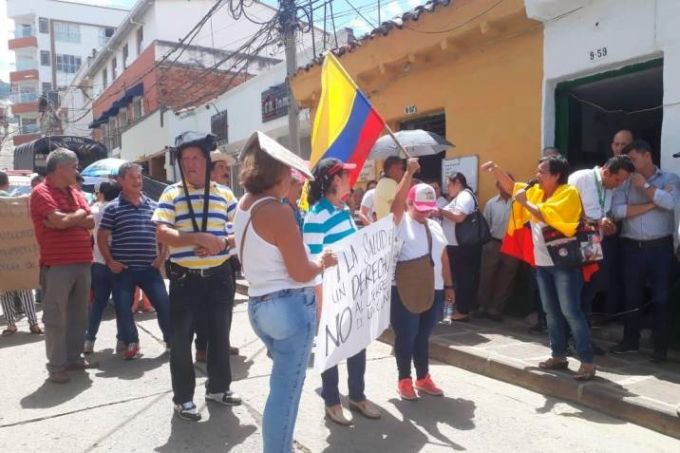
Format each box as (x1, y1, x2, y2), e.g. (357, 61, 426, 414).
(391, 158, 420, 225)
(481, 161, 515, 196)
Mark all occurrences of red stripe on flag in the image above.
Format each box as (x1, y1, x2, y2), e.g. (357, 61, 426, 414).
(346, 108, 384, 186)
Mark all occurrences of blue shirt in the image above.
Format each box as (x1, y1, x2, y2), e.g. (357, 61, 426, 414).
(100, 194, 159, 269)
(303, 197, 357, 258)
(611, 168, 680, 240)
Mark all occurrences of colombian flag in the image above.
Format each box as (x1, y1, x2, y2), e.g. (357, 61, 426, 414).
(310, 53, 386, 185)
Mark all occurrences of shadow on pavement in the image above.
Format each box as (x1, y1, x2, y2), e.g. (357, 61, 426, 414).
(155, 403, 257, 452)
(21, 372, 93, 409)
(0, 332, 44, 350)
(92, 350, 168, 380)
(321, 395, 472, 452)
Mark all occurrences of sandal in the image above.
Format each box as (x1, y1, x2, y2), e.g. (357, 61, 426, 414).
(2, 325, 18, 336)
(539, 357, 569, 370)
(574, 363, 596, 381)
(30, 324, 43, 334)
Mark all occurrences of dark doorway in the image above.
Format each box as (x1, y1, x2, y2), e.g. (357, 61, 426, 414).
(399, 112, 446, 183)
(554, 59, 663, 170)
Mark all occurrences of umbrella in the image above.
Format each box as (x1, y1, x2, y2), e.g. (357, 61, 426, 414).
(369, 129, 454, 160)
(80, 158, 128, 177)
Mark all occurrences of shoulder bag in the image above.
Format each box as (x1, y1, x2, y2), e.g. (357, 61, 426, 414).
(454, 189, 492, 246)
(395, 221, 435, 314)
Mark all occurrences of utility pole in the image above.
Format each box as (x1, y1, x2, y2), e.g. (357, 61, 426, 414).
(280, 0, 301, 155)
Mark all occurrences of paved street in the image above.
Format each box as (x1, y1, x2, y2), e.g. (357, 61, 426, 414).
(0, 301, 677, 453)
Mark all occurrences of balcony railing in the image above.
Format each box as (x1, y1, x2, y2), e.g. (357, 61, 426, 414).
(15, 59, 38, 71)
(9, 92, 39, 104)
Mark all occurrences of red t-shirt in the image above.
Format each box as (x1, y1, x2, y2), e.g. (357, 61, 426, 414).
(30, 180, 93, 266)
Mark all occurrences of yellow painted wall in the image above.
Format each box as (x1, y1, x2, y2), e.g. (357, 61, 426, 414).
(291, 0, 544, 204)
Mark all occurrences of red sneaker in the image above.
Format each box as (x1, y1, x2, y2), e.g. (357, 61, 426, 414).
(398, 378, 418, 401)
(415, 374, 444, 396)
(124, 343, 140, 360)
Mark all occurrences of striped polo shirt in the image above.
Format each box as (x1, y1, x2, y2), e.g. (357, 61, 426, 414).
(303, 197, 357, 259)
(99, 194, 158, 269)
(152, 181, 237, 269)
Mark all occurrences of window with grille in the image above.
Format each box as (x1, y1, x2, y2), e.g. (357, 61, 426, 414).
(136, 27, 144, 55)
(132, 97, 143, 120)
(56, 54, 82, 73)
(38, 18, 48, 34)
(40, 50, 51, 66)
(54, 23, 80, 43)
(210, 110, 228, 142)
(102, 69, 108, 88)
(122, 44, 129, 69)
(111, 58, 117, 80)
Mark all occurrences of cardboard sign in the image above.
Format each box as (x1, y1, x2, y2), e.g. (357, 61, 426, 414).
(0, 196, 40, 291)
(314, 216, 397, 373)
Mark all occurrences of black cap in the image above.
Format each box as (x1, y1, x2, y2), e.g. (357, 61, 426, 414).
(174, 131, 217, 158)
(312, 158, 357, 186)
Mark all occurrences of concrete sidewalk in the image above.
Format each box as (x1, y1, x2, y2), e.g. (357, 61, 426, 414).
(237, 280, 680, 439)
(380, 318, 680, 440)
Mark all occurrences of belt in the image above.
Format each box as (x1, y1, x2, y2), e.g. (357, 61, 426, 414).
(168, 260, 230, 279)
(622, 236, 673, 249)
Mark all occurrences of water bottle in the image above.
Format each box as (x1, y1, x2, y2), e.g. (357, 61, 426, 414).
(442, 301, 453, 325)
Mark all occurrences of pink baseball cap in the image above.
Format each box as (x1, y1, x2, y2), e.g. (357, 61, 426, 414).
(407, 183, 438, 212)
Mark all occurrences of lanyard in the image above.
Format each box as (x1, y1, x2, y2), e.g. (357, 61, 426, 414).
(593, 169, 605, 217)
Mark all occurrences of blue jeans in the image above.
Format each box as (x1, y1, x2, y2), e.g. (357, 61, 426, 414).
(112, 266, 171, 344)
(86, 263, 116, 342)
(391, 287, 440, 380)
(248, 287, 316, 453)
(535, 266, 594, 364)
(321, 349, 367, 406)
(622, 238, 674, 354)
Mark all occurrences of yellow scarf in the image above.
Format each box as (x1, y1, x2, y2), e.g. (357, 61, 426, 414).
(507, 182, 582, 237)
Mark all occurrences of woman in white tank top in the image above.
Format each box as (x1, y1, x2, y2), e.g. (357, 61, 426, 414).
(233, 134, 336, 453)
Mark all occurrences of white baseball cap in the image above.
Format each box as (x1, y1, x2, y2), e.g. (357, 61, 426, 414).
(210, 150, 236, 165)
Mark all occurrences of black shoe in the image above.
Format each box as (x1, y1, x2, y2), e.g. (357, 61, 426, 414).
(529, 321, 546, 334)
(650, 351, 667, 363)
(206, 390, 242, 406)
(486, 312, 504, 323)
(592, 343, 606, 356)
(174, 402, 201, 421)
(609, 342, 639, 354)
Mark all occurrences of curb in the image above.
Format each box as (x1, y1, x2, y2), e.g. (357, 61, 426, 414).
(378, 330, 680, 440)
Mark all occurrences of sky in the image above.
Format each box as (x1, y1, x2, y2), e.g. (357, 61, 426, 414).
(0, 0, 424, 82)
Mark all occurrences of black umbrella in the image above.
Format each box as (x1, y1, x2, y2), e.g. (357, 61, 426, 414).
(369, 129, 454, 159)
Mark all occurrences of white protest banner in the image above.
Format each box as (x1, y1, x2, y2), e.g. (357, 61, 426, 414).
(314, 215, 397, 373)
(0, 196, 40, 291)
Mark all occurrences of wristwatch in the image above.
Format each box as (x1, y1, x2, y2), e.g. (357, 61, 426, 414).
(643, 182, 651, 189)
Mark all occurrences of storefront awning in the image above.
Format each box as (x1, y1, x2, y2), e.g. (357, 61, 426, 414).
(89, 83, 144, 129)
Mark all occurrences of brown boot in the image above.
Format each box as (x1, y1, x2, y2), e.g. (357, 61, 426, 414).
(48, 370, 70, 384)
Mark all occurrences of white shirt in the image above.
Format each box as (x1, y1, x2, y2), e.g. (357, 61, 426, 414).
(395, 215, 448, 290)
(360, 189, 375, 219)
(483, 194, 512, 240)
(531, 220, 554, 267)
(442, 190, 476, 246)
(568, 167, 611, 220)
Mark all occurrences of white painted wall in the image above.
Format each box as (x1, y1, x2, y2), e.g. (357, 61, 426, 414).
(527, 0, 680, 172)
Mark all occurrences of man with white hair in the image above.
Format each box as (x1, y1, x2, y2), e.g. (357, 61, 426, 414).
(30, 148, 96, 384)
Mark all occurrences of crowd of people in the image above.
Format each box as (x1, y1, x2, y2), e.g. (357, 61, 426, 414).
(0, 126, 678, 453)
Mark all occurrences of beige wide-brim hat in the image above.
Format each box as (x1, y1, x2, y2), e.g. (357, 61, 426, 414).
(240, 131, 314, 181)
(210, 150, 236, 166)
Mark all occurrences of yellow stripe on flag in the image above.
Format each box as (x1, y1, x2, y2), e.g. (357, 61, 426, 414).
(310, 54, 360, 167)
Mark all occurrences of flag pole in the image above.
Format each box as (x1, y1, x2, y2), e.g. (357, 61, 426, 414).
(384, 124, 413, 159)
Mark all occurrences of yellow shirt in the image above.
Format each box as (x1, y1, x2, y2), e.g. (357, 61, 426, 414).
(374, 177, 398, 220)
(152, 182, 237, 269)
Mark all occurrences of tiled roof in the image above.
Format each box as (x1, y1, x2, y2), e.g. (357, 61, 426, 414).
(297, 0, 452, 73)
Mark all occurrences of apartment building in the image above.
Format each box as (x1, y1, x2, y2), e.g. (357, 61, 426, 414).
(6, 0, 129, 145)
